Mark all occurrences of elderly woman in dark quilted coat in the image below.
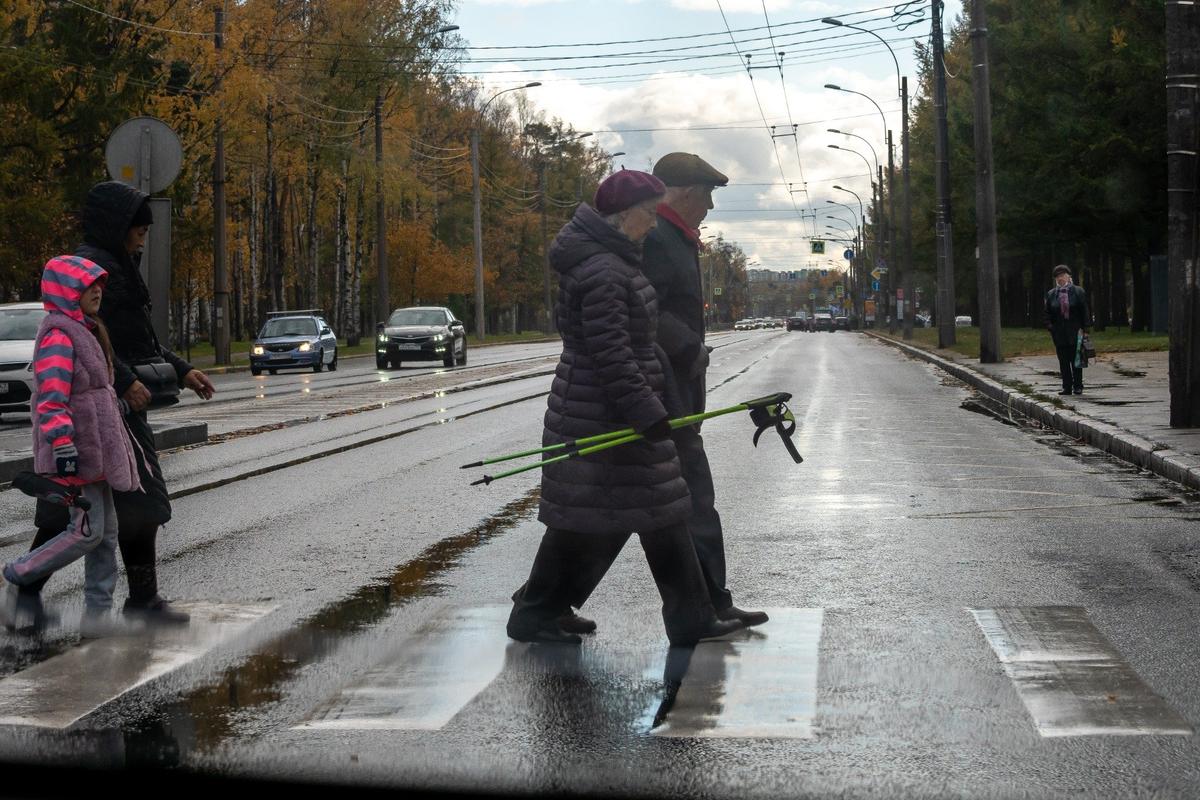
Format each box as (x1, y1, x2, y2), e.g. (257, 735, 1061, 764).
(507, 170, 745, 646)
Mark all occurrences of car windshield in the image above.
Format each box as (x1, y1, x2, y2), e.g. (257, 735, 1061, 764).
(388, 309, 447, 327)
(260, 318, 317, 338)
(0, 308, 45, 340)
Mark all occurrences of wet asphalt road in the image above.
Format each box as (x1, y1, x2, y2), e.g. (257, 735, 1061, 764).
(4, 331, 1200, 797)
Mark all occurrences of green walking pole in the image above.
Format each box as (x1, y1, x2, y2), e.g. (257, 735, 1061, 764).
(465, 391, 802, 486)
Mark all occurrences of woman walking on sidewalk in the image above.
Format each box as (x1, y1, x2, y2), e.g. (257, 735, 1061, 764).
(507, 170, 744, 646)
(1044, 265, 1091, 395)
(1, 256, 140, 636)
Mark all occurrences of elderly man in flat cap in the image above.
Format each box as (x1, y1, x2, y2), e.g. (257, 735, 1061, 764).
(553, 153, 769, 634)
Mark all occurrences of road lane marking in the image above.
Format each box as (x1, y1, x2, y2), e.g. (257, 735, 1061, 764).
(295, 605, 510, 731)
(651, 608, 823, 738)
(0, 602, 274, 729)
(970, 606, 1192, 737)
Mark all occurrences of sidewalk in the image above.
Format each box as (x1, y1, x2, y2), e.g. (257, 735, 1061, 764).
(867, 333, 1200, 492)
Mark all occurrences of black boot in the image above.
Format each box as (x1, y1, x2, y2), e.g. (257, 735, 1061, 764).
(122, 565, 189, 625)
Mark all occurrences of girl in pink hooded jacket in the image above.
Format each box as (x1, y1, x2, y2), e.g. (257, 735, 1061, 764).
(0, 256, 140, 636)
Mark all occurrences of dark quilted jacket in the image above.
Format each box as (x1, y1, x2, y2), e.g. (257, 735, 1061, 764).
(537, 204, 692, 534)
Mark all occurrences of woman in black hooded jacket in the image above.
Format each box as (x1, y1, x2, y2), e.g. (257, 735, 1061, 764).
(506, 170, 744, 646)
(22, 181, 214, 626)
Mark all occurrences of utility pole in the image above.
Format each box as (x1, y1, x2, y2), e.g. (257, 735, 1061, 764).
(1167, 0, 1200, 426)
(887, 130, 897, 334)
(471, 127, 485, 339)
(212, 5, 230, 364)
(971, 0, 1002, 362)
(539, 159, 552, 333)
(375, 92, 389, 328)
(877, 165, 887, 327)
(933, 0, 957, 347)
(901, 76, 914, 340)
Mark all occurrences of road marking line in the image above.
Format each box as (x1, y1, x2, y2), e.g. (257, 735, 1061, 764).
(0, 602, 274, 729)
(294, 605, 510, 731)
(651, 608, 823, 738)
(970, 606, 1192, 737)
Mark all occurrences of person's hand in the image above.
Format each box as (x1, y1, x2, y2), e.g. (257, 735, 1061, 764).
(184, 369, 215, 400)
(123, 380, 151, 412)
(643, 417, 673, 442)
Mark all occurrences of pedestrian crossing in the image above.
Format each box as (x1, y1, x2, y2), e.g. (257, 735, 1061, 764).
(0, 604, 1192, 739)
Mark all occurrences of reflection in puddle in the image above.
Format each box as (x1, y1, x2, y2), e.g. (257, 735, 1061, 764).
(121, 488, 540, 761)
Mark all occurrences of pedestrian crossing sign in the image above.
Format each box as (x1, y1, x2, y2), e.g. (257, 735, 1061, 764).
(811, 240, 825, 254)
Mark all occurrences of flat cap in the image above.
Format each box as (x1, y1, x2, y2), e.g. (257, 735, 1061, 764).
(652, 152, 729, 187)
(1052, 264, 1071, 277)
(593, 169, 666, 215)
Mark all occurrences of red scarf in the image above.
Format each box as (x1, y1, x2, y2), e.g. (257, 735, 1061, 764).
(656, 203, 700, 248)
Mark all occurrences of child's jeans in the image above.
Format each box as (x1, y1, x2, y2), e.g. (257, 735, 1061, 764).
(3, 482, 118, 609)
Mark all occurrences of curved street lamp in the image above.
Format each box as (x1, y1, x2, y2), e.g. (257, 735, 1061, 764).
(827, 128, 879, 176)
(827, 143, 873, 177)
(472, 81, 540, 339)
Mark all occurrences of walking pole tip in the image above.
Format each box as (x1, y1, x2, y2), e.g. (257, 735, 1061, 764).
(471, 475, 494, 487)
(460, 461, 483, 469)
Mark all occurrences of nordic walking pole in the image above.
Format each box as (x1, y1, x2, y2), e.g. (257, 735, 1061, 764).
(466, 392, 801, 485)
(461, 392, 789, 470)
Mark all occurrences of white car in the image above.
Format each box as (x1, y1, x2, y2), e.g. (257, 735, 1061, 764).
(734, 319, 756, 331)
(954, 315, 974, 328)
(0, 302, 47, 416)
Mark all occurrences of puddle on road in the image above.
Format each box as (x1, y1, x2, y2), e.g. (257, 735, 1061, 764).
(111, 488, 541, 764)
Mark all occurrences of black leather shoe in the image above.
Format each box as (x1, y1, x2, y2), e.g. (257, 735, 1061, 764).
(122, 596, 190, 625)
(555, 609, 597, 634)
(1058, 389, 1073, 395)
(507, 621, 582, 645)
(671, 617, 746, 645)
(1073, 388, 1083, 395)
(717, 606, 770, 627)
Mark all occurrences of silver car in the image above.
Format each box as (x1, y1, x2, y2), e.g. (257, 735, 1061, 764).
(0, 302, 47, 417)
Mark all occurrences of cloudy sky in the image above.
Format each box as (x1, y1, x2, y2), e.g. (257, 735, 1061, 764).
(450, 0, 962, 274)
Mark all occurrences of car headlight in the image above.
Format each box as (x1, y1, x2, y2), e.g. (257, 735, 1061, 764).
(378, 333, 388, 343)
(252, 345, 264, 356)
(433, 333, 446, 342)
(299, 342, 312, 352)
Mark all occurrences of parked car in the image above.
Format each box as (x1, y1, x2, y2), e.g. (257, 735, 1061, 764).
(915, 314, 933, 328)
(955, 315, 974, 328)
(0, 302, 46, 416)
(250, 310, 338, 375)
(768, 318, 785, 329)
(813, 313, 834, 332)
(377, 306, 467, 369)
(786, 315, 808, 332)
(835, 316, 850, 331)
(734, 318, 756, 331)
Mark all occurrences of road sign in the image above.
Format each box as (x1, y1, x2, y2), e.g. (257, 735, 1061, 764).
(870, 267, 887, 280)
(835, 285, 844, 297)
(811, 240, 825, 255)
(105, 116, 182, 194)
(872, 280, 880, 291)
(896, 288, 905, 300)
(843, 249, 854, 260)
(808, 292, 816, 300)
(713, 287, 723, 296)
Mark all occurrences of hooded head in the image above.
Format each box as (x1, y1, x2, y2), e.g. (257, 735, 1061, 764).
(82, 180, 150, 257)
(42, 255, 107, 324)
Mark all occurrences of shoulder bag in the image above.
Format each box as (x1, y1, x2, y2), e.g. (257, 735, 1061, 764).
(130, 358, 180, 408)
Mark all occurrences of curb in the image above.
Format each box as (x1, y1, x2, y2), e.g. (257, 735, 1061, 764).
(0, 421, 208, 485)
(193, 337, 560, 376)
(865, 332, 1200, 493)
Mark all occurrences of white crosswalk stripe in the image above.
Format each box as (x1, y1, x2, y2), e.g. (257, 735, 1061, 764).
(970, 606, 1192, 737)
(0, 602, 274, 728)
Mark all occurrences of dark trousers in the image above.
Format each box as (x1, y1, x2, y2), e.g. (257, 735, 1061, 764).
(25, 517, 160, 601)
(509, 522, 716, 644)
(560, 428, 733, 613)
(1054, 337, 1083, 392)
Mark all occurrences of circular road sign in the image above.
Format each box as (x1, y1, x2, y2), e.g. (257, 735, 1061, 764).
(105, 116, 182, 194)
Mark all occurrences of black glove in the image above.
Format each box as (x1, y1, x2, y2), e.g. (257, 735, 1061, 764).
(643, 417, 673, 442)
(53, 444, 79, 478)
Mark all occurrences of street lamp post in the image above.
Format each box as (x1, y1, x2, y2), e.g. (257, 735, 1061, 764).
(471, 81, 540, 340)
(822, 18, 913, 339)
(833, 184, 867, 323)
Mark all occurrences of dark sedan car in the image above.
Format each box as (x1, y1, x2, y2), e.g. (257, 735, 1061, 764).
(376, 306, 468, 369)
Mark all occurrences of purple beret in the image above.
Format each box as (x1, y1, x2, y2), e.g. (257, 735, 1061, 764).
(593, 169, 666, 215)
